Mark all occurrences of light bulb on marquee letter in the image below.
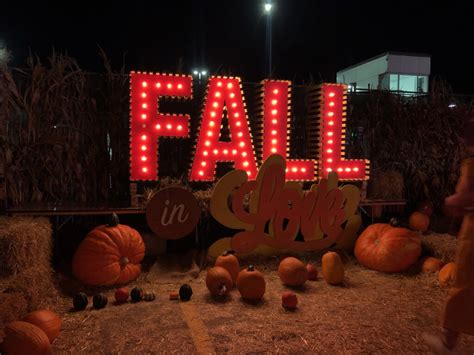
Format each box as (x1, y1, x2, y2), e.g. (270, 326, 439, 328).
(318, 83, 369, 180)
(130, 72, 192, 180)
(189, 77, 258, 181)
(260, 80, 316, 181)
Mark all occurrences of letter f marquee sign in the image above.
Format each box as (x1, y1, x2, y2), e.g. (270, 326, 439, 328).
(129, 71, 370, 182)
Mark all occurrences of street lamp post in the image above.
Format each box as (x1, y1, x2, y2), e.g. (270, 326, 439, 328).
(264, 2, 273, 78)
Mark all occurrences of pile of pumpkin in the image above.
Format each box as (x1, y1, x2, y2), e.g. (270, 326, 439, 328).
(1, 310, 61, 355)
(206, 250, 345, 309)
(354, 217, 457, 287)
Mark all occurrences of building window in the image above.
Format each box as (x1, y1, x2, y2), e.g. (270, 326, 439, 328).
(417, 76, 428, 93)
(390, 74, 399, 91)
(399, 75, 417, 92)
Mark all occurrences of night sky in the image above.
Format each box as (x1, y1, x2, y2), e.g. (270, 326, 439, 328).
(1, 1, 473, 93)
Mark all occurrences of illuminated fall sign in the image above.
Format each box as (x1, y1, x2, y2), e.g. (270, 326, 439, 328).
(208, 155, 362, 256)
(130, 72, 370, 182)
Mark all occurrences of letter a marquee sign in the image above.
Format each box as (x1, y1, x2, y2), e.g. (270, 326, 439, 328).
(129, 72, 370, 182)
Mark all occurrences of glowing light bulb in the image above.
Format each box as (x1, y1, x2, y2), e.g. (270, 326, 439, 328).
(207, 131, 213, 136)
(212, 102, 218, 108)
(141, 156, 147, 161)
(329, 92, 335, 97)
(247, 171, 251, 176)
(292, 167, 297, 172)
(210, 112, 216, 117)
(273, 89, 279, 94)
(338, 168, 343, 172)
(345, 168, 351, 172)
(271, 147, 277, 153)
(156, 124, 161, 130)
(327, 168, 333, 172)
(234, 113, 239, 118)
(141, 114, 147, 119)
(166, 124, 172, 130)
(141, 145, 147, 151)
(213, 149, 219, 155)
(243, 161, 249, 167)
(272, 139, 277, 144)
(354, 167, 359, 172)
(209, 121, 215, 127)
(203, 151, 208, 156)
(271, 109, 277, 115)
(239, 142, 245, 147)
(232, 149, 237, 155)
(328, 112, 334, 117)
(272, 119, 278, 124)
(329, 102, 335, 107)
(205, 141, 210, 146)
(141, 135, 147, 141)
(328, 132, 334, 136)
(327, 158, 333, 163)
(236, 121, 241, 126)
(142, 167, 148, 173)
(271, 99, 277, 105)
(142, 103, 147, 109)
(156, 82, 161, 88)
(237, 132, 243, 137)
(141, 93, 147, 98)
(301, 167, 306, 172)
(199, 171, 204, 176)
(230, 93, 235, 98)
(177, 125, 183, 131)
(215, 92, 221, 98)
(231, 103, 237, 108)
(177, 84, 183, 89)
(223, 149, 228, 154)
(167, 83, 172, 89)
(328, 140, 333, 144)
(201, 161, 206, 166)
(142, 81, 148, 87)
(271, 130, 277, 135)
(327, 149, 333, 153)
(217, 81, 223, 87)
(328, 121, 334, 126)
(227, 83, 233, 89)
(242, 151, 247, 157)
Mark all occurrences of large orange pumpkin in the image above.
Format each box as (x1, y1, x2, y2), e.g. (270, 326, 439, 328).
(23, 310, 61, 343)
(72, 213, 145, 286)
(215, 250, 240, 285)
(278, 257, 308, 286)
(206, 266, 233, 297)
(409, 211, 430, 233)
(2, 321, 51, 355)
(355, 224, 422, 273)
(236, 265, 266, 300)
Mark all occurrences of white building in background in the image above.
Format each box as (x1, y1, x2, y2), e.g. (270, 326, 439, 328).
(336, 52, 431, 96)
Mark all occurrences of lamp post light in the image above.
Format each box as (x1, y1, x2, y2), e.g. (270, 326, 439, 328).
(264, 1, 273, 78)
(192, 69, 208, 84)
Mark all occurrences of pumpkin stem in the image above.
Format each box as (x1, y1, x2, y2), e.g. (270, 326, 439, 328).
(108, 213, 120, 227)
(247, 265, 255, 272)
(119, 256, 129, 267)
(223, 250, 235, 256)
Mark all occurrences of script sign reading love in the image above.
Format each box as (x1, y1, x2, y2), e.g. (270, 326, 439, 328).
(208, 154, 361, 257)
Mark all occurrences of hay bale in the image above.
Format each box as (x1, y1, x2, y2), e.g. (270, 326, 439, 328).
(421, 233, 457, 263)
(367, 169, 404, 200)
(0, 217, 56, 310)
(0, 292, 28, 339)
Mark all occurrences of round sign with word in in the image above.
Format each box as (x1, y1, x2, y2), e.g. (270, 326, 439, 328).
(146, 187, 201, 239)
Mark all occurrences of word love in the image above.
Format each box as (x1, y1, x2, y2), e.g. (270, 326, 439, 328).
(146, 187, 200, 239)
(209, 155, 362, 254)
(130, 72, 370, 182)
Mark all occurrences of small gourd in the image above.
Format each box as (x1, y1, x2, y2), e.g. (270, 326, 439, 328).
(322, 251, 345, 285)
(179, 284, 193, 301)
(72, 292, 88, 311)
(131, 287, 144, 302)
(143, 291, 156, 302)
(93, 293, 108, 309)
